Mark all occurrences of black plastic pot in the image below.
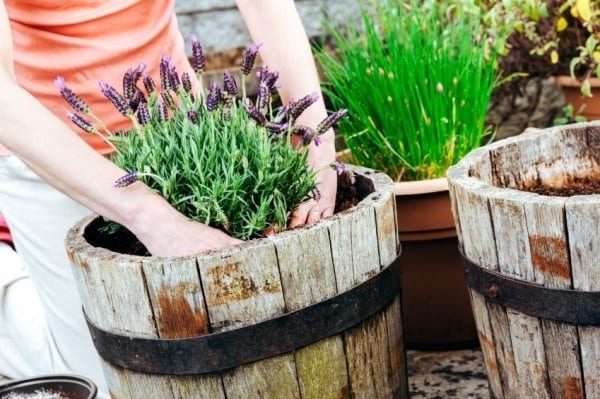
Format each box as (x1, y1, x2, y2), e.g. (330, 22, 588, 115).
(0, 374, 97, 399)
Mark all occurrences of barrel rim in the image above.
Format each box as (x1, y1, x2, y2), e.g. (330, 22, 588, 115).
(65, 164, 395, 262)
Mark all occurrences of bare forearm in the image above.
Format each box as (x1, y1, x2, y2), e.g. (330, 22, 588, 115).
(0, 81, 172, 235)
(236, 0, 335, 165)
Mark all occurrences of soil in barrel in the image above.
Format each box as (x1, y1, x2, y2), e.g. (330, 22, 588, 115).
(521, 175, 600, 196)
(84, 177, 363, 256)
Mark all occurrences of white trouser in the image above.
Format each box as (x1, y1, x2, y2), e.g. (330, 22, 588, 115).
(0, 156, 108, 397)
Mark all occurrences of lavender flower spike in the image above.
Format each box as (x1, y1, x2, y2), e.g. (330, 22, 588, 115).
(241, 43, 262, 75)
(206, 83, 221, 111)
(143, 74, 156, 96)
(181, 72, 193, 93)
(159, 55, 172, 92)
(316, 109, 348, 135)
(99, 80, 131, 116)
(223, 71, 238, 96)
(136, 102, 151, 125)
(190, 34, 206, 74)
(288, 92, 319, 121)
(115, 171, 138, 188)
(122, 68, 136, 102)
(243, 98, 267, 126)
(66, 111, 96, 134)
(55, 76, 90, 114)
(292, 125, 316, 146)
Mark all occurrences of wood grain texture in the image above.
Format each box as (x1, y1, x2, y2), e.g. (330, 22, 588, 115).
(566, 196, 600, 398)
(447, 170, 504, 398)
(269, 225, 349, 399)
(447, 124, 600, 399)
(523, 196, 584, 399)
(66, 166, 405, 398)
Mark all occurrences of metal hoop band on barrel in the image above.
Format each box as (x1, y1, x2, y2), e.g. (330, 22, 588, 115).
(84, 255, 401, 375)
(461, 250, 600, 326)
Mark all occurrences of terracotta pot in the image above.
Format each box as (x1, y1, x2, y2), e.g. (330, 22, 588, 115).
(553, 75, 600, 121)
(395, 177, 478, 350)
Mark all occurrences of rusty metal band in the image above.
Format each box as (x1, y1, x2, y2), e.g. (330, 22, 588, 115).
(462, 251, 600, 326)
(84, 255, 401, 375)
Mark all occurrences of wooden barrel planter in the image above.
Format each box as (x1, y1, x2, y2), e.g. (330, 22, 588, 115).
(447, 122, 600, 398)
(65, 165, 407, 399)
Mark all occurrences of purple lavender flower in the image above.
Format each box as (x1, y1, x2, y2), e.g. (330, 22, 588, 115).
(265, 71, 280, 93)
(99, 80, 131, 116)
(221, 91, 233, 121)
(241, 43, 262, 75)
(161, 91, 175, 109)
(274, 104, 290, 124)
(292, 125, 316, 146)
(330, 160, 346, 176)
(288, 92, 319, 122)
(156, 99, 169, 121)
(257, 66, 279, 93)
(66, 111, 96, 134)
(136, 102, 150, 125)
(206, 83, 221, 111)
(243, 98, 266, 126)
(159, 55, 172, 92)
(122, 63, 146, 102)
(223, 71, 238, 96)
(122, 68, 136, 102)
(187, 110, 199, 124)
(143, 74, 156, 96)
(190, 34, 205, 75)
(316, 109, 348, 135)
(181, 72, 193, 93)
(256, 81, 270, 111)
(115, 171, 138, 188)
(168, 62, 181, 92)
(129, 88, 145, 112)
(132, 62, 146, 83)
(55, 76, 90, 114)
(265, 122, 289, 135)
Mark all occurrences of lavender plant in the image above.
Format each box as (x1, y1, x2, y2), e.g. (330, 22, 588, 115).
(57, 38, 346, 240)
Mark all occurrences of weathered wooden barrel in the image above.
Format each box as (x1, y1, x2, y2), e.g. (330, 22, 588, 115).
(66, 165, 407, 399)
(447, 122, 600, 398)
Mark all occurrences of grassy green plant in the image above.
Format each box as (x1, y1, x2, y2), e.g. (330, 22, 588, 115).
(57, 40, 346, 240)
(318, 0, 500, 181)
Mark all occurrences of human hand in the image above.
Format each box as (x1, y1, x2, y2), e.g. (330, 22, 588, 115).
(288, 164, 337, 228)
(130, 194, 242, 257)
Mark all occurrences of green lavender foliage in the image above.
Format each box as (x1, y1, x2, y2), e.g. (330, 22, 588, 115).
(317, 0, 500, 181)
(110, 92, 317, 240)
(58, 43, 332, 240)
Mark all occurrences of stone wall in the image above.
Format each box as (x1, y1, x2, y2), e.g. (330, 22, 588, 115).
(175, 0, 359, 61)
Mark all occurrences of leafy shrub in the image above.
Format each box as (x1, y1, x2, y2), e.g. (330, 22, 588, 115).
(56, 39, 346, 239)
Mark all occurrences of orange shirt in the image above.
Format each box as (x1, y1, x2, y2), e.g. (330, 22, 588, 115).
(3, 0, 192, 156)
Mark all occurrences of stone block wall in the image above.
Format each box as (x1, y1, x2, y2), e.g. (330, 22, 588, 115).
(175, 0, 358, 61)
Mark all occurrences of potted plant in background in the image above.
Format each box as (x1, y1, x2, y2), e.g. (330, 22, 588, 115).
(498, 0, 600, 120)
(317, 0, 506, 349)
(61, 38, 407, 398)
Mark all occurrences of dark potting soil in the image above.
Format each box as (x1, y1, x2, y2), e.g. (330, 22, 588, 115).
(85, 173, 364, 256)
(521, 175, 600, 196)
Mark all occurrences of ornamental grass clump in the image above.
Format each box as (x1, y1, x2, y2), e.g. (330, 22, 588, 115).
(56, 37, 346, 240)
(317, 0, 500, 181)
